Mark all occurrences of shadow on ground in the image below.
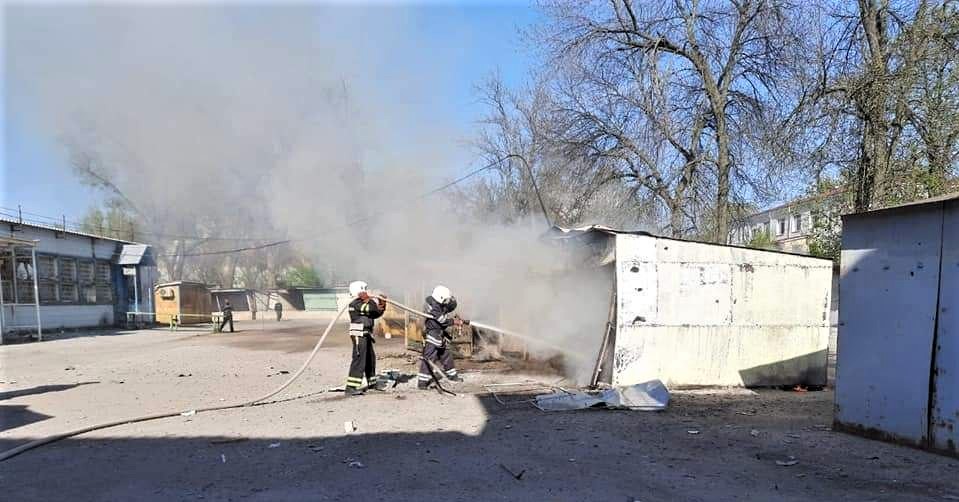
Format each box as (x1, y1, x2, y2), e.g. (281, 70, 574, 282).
(2, 390, 958, 502)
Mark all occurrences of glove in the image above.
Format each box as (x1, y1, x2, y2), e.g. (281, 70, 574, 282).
(377, 295, 387, 309)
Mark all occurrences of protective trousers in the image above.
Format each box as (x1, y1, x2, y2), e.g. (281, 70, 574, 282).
(346, 335, 377, 390)
(418, 336, 457, 386)
(218, 315, 234, 333)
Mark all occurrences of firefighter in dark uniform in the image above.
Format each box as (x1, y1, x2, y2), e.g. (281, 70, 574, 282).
(418, 285, 467, 390)
(219, 299, 234, 333)
(345, 281, 386, 396)
(274, 301, 283, 321)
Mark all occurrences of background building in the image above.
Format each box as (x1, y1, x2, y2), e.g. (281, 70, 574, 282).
(728, 188, 847, 254)
(0, 216, 156, 341)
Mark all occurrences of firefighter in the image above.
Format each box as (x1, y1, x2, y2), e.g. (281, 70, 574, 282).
(274, 301, 283, 322)
(345, 280, 386, 396)
(218, 299, 234, 333)
(418, 285, 468, 390)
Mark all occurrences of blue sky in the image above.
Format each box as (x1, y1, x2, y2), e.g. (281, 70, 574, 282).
(1, 1, 542, 223)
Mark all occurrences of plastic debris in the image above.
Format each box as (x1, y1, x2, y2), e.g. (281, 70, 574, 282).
(776, 457, 799, 467)
(750, 429, 760, 437)
(687, 430, 700, 435)
(533, 380, 669, 412)
(220, 454, 227, 464)
(268, 442, 281, 448)
(180, 410, 196, 417)
(348, 461, 366, 469)
(344, 421, 357, 433)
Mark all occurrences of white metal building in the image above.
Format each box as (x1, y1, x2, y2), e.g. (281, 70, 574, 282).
(554, 226, 834, 388)
(835, 193, 958, 456)
(0, 217, 156, 342)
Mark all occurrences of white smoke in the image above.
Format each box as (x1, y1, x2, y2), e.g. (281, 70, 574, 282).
(5, 3, 626, 382)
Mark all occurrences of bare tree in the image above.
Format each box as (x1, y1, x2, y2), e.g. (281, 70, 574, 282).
(538, 0, 804, 241)
(808, 0, 959, 211)
(470, 74, 647, 227)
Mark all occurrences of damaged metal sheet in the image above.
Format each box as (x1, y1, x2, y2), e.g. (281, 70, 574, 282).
(533, 380, 669, 412)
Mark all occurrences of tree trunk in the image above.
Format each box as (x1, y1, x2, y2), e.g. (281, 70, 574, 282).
(714, 117, 731, 243)
(669, 200, 683, 238)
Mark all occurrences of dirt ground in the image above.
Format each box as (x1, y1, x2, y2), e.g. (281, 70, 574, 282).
(2, 319, 958, 501)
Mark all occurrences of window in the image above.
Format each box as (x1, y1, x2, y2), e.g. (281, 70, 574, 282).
(95, 261, 113, 303)
(58, 258, 78, 303)
(776, 218, 786, 236)
(14, 252, 35, 304)
(37, 255, 58, 303)
(78, 260, 96, 304)
(0, 255, 12, 302)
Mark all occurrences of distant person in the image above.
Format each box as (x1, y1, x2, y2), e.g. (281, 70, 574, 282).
(219, 299, 234, 333)
(274, 301, 283, 321)
(418, 285, 467, 390)
(345, 281, 387, 396)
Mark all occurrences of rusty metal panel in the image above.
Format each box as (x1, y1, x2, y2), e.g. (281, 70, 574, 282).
(835, 204, 943, 446)
(932, 201, 959, 454)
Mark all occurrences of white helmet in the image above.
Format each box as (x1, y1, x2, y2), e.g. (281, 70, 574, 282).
(349, 280, 369, 297)
(432, 285, 452, 304)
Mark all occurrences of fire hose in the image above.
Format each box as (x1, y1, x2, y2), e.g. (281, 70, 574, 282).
(0, 295, 543, 462)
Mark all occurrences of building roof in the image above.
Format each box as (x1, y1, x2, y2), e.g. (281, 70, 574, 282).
(155, 281, 210, 289)
(547, 224, 653, 238)
(736, 187, 849, 224)
(843, 191, 959, 220)
(0, 215, 139, 244)
(117, 244, 151, 265)
(548, 225, 832, 262)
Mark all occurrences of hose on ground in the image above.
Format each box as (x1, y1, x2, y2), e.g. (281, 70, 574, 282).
(0, 295, 553, 462)
(378, 296, 579, 359)
(0, 302, 350, 462)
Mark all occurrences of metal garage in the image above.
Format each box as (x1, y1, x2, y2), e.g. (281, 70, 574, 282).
(835, 192, 959, 456)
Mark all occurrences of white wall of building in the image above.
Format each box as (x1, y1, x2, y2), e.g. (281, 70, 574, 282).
(612, 234, 833, 387)
(2, 304, 114, 331)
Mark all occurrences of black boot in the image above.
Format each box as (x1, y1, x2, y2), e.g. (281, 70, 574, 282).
(347, 388, 365, 397)
(417, 381, 430, 390)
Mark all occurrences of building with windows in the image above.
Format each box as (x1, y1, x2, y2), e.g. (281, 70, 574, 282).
(0, 217, 156, 342)
(728, 189, 846, 254)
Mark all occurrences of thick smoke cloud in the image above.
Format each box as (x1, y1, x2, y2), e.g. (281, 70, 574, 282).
(6, 3, 613, 381)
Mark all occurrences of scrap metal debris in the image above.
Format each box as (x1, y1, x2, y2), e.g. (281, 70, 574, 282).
(499, 464, 525, 480)
(533, 380, 669, 412)
(210, 437, 247, 445)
